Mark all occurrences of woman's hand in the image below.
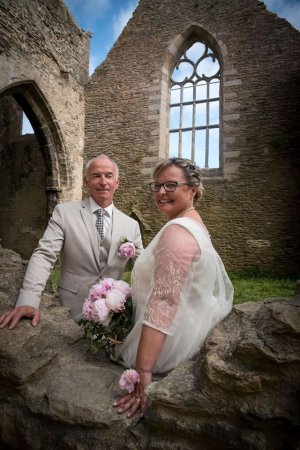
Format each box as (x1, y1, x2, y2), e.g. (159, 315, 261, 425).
(113, 372, 152, 418)
(113, 391, 142, 418)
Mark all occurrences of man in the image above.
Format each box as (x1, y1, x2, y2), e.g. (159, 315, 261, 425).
(0, 154, 143, 328)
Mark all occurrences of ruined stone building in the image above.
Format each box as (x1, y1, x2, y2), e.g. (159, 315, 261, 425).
(0, 0, 299, 275)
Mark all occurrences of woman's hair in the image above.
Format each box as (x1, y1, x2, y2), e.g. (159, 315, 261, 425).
(153, 157, 204, 201)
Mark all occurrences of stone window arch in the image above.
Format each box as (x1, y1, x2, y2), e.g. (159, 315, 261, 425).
(152, 25, 230, 179)
(169, 41, 220, 169)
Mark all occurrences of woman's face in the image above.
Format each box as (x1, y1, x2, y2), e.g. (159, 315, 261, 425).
(153, 165, 196, 220)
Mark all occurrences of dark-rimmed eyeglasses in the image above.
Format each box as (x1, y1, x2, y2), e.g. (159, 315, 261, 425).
(149, 181, 191, 192)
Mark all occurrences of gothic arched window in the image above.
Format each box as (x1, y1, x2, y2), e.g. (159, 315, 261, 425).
(169, 42, 220, 169)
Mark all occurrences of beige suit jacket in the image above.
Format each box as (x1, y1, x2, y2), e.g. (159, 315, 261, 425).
(16, 199, 143, 321)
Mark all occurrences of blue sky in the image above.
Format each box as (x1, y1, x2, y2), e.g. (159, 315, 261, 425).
(63, 0, 300, 75)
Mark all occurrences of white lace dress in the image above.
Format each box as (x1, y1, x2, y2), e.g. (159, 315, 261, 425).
(116, 218, 233, 373)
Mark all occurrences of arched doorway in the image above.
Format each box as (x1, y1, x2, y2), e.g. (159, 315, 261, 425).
(0, 81, 68, 258)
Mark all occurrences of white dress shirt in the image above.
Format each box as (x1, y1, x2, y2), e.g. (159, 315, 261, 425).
(90, 197, 113, 238)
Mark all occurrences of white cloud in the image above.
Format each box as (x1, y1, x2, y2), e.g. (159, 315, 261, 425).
(112, 0, 138, 41)
(65, 0, 110, 28)
(264, 0, 300, 30)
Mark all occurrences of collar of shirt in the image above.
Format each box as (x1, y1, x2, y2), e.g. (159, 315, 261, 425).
(89, 197, 113, 237)
(89, 197, 114, 218)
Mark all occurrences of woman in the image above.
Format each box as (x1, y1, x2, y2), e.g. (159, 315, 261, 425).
(114, 157, 233, 417)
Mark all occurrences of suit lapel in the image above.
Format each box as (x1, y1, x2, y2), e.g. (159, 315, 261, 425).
(80, 199, 101, 271)
(107, 207, 122, 266)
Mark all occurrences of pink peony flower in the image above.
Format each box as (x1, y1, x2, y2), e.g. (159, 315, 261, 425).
(113, 280, 132, 298)
(118, 369, 140, 393)
(89, 283, 107, 301)
(118, 242, 136, 259)
(82, 298, 94, 320)
(92, 299, 111, 325)
(101, 278, 115, 291)
(105, 289, 126, 313)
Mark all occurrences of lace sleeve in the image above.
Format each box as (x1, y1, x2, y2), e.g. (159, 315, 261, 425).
(143, 223, 200, 335)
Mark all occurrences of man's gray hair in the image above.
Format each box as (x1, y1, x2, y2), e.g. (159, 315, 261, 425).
(85, 154, 119, 178)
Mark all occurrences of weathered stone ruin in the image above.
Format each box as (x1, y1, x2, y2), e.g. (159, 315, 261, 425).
(0, 246, 299, 449)
(85, 0, 300, 275)
(0, 0, 89, 258)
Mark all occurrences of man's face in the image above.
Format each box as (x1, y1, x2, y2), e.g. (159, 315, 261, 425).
(85, 157, 119, 207)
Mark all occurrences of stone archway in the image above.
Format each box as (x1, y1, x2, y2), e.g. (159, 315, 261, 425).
(0, 81, 69, 258)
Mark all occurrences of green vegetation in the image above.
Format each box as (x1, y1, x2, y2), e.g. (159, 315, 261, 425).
(229, 269, 296, 305)
(49, 263, 60, 290)
(49, 265, 132, 290)
(50, 264, 296, 305)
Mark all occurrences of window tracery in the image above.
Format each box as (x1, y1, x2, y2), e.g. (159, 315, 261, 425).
(169, 42, 221, 169)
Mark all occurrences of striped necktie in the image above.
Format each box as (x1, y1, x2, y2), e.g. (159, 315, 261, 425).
(95, 208, 104, 239)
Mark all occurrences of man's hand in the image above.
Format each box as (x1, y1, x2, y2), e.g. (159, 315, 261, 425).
(0, 306, 40, 329)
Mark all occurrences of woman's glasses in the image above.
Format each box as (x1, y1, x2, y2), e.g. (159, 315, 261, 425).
(149, 181, 191, 192)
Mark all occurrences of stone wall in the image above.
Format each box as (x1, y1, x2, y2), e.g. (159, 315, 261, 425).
(0, 0, 90, 254)
(0, 132, 47, 259)
(85, 0, 300, 275)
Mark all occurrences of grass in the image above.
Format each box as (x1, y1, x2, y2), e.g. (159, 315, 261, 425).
(49, 263, 60, 290)
(50, 264, 297, 305)
(50, 265, 133, 290)
(229, 269, 296, 305)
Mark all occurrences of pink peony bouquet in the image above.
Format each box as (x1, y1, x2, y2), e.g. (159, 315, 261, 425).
(118, 369, 140, 393)
(79, 278, 133, 356)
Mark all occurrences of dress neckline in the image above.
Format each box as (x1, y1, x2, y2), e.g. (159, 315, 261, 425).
(169, 216, 211, 239)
